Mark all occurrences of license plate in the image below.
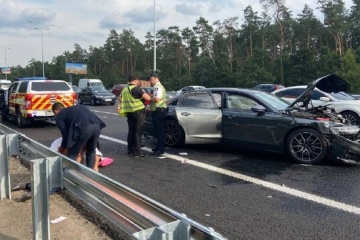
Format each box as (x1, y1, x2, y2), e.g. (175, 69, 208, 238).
(105, 99, 111, 102)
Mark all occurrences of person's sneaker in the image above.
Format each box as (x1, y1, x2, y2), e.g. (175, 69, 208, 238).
(19, 192, 31, 202)
(133, 154, 146, 158)
(151, 150, 164, 156)
(128, 151, 134, 156)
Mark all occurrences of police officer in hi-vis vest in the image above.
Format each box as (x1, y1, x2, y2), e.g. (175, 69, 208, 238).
(147, 72, 167, 156)
(120, 76, 150, 158)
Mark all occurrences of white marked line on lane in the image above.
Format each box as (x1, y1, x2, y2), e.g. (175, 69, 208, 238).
(91, 110, 119, 116)
(100, 134, 360, 216)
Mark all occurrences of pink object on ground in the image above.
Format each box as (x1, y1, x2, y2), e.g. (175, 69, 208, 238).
(98, 157, 113, 167)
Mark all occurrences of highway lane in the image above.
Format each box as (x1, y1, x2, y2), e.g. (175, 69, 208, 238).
(3, 103, 360, 240)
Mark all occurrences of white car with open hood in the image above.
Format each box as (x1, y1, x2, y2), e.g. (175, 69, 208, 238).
(273, 75, 360, 125)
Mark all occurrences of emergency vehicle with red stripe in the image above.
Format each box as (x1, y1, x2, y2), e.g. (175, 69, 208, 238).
(1, 77, 77, 127)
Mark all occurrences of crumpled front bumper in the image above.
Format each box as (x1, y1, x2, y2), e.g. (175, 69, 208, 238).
(328, 135, 360, 165)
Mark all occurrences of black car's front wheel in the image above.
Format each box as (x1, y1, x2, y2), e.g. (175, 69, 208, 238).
(286, 128, 327, 164)
(164, 120, 185, 147)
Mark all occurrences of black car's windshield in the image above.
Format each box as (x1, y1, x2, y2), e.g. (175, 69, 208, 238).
(255, 91, 289, 111)
(92, 86, 108, 93)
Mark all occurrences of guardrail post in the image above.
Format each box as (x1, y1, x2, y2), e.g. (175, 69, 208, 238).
(0, 135, 10, 200)
(133, 220, 190, 240)
(0, 133, 18, 200)
(159, 220, 190, 240)
(31, 158, 50, 240)
(133, 227, 167, 240)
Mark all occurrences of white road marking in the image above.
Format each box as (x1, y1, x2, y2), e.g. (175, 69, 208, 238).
(100, 134, 360, 215)
(91, 110, 118, 116)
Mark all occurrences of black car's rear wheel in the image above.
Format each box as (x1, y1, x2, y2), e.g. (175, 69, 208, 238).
(286, 128, 327, 164)
(164, 120, 185, 147)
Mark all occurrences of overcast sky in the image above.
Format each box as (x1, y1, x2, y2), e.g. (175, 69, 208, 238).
(0, 0, 354, 68)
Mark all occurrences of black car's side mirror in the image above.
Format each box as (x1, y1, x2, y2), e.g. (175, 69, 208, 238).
(251, 105, 266, 113)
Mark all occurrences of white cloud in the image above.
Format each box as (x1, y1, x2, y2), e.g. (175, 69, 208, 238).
(175, 4, 202, 16)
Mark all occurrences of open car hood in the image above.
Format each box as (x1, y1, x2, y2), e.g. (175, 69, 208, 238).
(286, 74, 350, 110)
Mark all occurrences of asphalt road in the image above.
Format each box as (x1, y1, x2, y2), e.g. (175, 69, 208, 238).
(3, 103, 360, 240)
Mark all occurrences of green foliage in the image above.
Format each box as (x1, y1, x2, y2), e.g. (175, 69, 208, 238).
(5, 2, 360, 93)
(340, 49, 360, 92)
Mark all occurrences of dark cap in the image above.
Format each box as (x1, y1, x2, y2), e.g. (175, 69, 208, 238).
(147, 72, 159, 80)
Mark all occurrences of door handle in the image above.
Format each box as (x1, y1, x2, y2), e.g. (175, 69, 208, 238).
(181, 112, 191, 116)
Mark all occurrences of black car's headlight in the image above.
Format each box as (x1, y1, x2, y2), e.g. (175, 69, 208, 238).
(330, 126, 360, 135)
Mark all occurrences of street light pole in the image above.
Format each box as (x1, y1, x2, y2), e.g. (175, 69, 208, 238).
(153, 0, 156, 72)
(40, 29, 45, 78)
(28, 21, 53, 78)
(0, 45, 13, 80)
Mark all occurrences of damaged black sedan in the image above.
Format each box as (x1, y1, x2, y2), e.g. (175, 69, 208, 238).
(144, 74, 360, 165)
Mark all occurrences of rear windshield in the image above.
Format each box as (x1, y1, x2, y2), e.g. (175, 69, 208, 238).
(31, 82, 71, 91)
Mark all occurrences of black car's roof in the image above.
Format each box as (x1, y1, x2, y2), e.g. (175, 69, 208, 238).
(195, 87, 261, 94)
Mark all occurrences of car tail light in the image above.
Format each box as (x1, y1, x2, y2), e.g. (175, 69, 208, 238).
(72, 93, 78, 105)
(25, 95, 32, 109)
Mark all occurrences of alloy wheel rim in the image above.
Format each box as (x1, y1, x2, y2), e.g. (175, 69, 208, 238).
(164, 122, 180, 146)
(290, 132, 322, 162)
(344, 114, 357, 125)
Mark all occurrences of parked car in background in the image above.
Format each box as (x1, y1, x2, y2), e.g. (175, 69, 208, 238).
(166, 91, 176, 100)
(78, 86, 116, 105)
(144, 74, 360, 165)
(175, 85, 205, 97)
(1, 78, 77, 127)
(272, 76, 360, 125)
(111, 83, 128, 97)
(253, 84, 285, 92)
(78, 78, 104, 89)
(71, 85, 81, 96)
(352, 94, 360, 100)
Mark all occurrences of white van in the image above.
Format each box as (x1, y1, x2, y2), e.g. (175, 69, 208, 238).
(78, 79, 104, 89)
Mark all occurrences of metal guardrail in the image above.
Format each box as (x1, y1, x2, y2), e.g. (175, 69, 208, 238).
(0, 124, 226, 240)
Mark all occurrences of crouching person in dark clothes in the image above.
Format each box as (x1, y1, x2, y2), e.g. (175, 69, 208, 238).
(52, 102, 106, 170)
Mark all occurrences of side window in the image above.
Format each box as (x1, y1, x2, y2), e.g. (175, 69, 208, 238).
(182, 87, 189, 92)
(18, 81, 28, 93)
(226, 94, 258, 110)
(180, 92, 215, 108)
(276, 88, 304, 98)
(312, 90, 326, 100)
(262, 85, 272, 91)
(212, 92, 222, 108)
(10, 83, 20, 93)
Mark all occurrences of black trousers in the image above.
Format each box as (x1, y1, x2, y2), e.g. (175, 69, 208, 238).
(152, 108, 167, 152)
(68, 123, 101, 168)
(127, 109, 145, 155)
